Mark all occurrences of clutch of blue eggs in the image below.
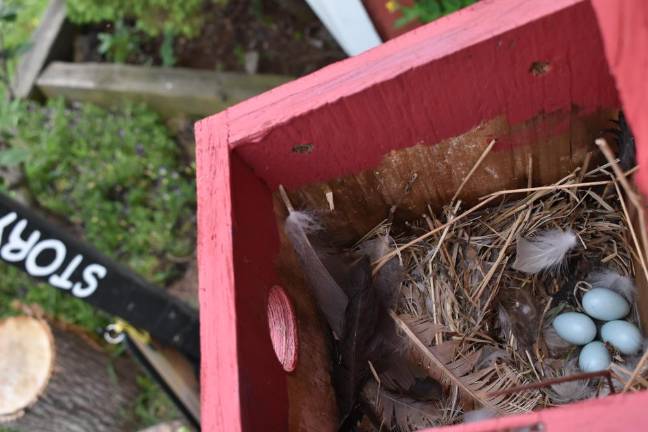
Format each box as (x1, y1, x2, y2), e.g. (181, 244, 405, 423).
(551, 271, 642, 373)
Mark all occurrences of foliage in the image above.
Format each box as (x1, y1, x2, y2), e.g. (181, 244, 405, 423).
(66, 0, 207, 38)
(0, 264, 110, 330)
(5, 98, 196, 285)
(389, 0, 477, 28)
(97, 20, 140, 63)
(0, 0, 47, 97)
(0, 0, 47, 76)
(133, 374, 179, 427)
(159, 30, 176, 67)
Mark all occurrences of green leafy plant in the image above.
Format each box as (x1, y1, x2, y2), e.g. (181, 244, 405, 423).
(67, 0, 207, 38)
(133, 374, 179, 427)
(97, 20, 139, 63)
(390, 0, 477, 28)
(159, 30, 176, 67)
(9, 98, 196, 285)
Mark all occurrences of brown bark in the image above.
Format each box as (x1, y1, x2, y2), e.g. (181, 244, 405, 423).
(6, 324, 141, 432)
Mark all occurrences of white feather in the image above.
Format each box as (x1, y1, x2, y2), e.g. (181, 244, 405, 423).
(512, 229, 577, 274)
(587, 269, 635, 302)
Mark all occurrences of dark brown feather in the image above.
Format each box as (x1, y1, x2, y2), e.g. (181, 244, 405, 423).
(335, 256, 379, 429)
(497, 288, 539, 351)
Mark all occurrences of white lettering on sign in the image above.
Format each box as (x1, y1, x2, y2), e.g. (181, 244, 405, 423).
(49, 254, 83, 290)
(25, 239, 67, 276)
(73, 264, 107, 298)
(1, 219, 41, 262)
(0, 213, 107, 299)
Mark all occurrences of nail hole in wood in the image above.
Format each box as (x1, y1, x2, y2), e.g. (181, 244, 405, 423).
(267, 285, 298, 372)
(292, 143, 313, 154)
(530, 61, 551, 76)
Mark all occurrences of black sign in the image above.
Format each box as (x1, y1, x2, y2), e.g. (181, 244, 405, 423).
(0, 193, 199, 362)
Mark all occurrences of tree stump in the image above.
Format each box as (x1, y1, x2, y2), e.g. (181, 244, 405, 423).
(3, 320, 142, 432)
(0, 316, 54, 421)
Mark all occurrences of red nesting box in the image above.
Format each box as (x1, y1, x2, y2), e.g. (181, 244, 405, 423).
(195, 0, 648, 430)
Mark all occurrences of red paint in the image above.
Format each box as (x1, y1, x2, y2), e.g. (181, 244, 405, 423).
(267, 285, 299, 372)
(196, 117, 287, 431)
(195, 0, 635, 430)
(591, 0, 648, 195)
(427, 390, 648, 431)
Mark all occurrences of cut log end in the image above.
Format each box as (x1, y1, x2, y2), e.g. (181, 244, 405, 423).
(0, 316, 55, 421)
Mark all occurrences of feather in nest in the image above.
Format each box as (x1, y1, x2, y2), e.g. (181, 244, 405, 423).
(497, 288, 540, 351)
(548, 359, 595, 404)
(392, 313, 542, 415)
(587, 269, 635, 303)
(335, 256, 382, 428)
(284, 211, 349, 337)
(542, 324, 573, 357)
(357, 235, 404, 309)
(364, 381, 444, 432)
(378, 315, 445, 402)
(512, 229, 577, 274)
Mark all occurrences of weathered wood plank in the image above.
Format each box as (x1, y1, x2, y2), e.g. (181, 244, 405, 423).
(37, 62, 292, 118)
(12, 0, 73, 99)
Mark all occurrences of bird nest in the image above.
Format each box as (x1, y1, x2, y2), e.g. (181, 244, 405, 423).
(280, 139, 648, 431)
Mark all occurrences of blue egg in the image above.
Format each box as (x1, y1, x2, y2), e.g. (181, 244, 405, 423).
(601, 320, 642, 354)
(552, 312, 596, 345)
(582, 288, 629, 321)
(579, 341, 611, 372)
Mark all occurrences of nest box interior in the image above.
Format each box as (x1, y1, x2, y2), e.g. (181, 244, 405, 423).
(194, 0, 648, 431)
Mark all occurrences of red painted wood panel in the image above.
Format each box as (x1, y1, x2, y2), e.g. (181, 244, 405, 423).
(223, 0, 616, 190)
(195, 115, 241, 432)
(196, 116, 287, 431)
(429, 390, 648, 431)
(591, 0, 648, 195)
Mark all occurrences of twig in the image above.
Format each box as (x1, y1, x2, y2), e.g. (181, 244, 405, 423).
(278, 184, 294, 212)
(480, 180, 613, 200)
(451, 139, 496, 203)
(623, 348, 648, 392)
(596, 139, 642, 207)
(578, 152, 592, 182)
(527, 154, 533, 189)
(487, 370, 614, 397)
(471, 211, 526, 302)
(428, 202, 461, 264)
(373, 195, 499, 271)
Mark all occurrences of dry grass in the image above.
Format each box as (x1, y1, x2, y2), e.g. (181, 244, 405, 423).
(361, 148, 647, 429)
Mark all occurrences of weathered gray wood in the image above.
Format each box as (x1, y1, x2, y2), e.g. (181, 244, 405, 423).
(12, 0, 73, 99)
(6, 325, 141, 432)
(37, 62, 293, 118)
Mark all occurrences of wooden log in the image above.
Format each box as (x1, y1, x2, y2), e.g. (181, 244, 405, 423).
(5, 323, 142, 432)
(12, 0, 74, 100)
(36, 62, 293, 118)
(0, 316, 54, 421)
